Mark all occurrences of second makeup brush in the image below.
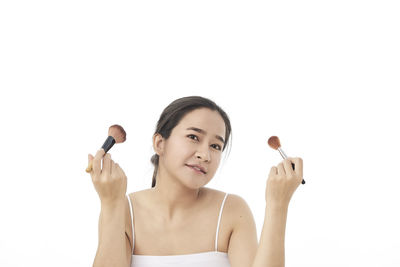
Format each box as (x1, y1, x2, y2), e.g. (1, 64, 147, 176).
(268, 136, 306, 185)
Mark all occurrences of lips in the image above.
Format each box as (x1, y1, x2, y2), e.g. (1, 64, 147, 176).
(186, 164, 207, 174)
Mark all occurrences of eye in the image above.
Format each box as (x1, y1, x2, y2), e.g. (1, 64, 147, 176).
(212, 144, 222, 151)
(187, 134, 222, 151)
(187, 134, 199, 141)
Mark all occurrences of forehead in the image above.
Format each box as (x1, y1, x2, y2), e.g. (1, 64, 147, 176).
(177, 108, 226, 137)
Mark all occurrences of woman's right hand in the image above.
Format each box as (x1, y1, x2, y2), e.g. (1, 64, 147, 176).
(88, 149, 127, 205)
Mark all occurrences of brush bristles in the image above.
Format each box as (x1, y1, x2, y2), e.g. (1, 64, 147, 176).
(267, 136, 281, 150)
(108, 124, 127, 143)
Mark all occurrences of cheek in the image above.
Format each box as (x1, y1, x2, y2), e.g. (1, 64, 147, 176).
(166, 145, 192, 164)
(213, 153, 222, 162)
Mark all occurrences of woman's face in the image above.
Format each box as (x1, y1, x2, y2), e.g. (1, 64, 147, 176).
(156, 108, 226, 189)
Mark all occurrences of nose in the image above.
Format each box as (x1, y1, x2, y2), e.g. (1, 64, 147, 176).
(196, 154, 210, 162)
(196, 147, 210, 162)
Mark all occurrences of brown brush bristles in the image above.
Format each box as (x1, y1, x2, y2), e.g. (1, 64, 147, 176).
(108, 124, 127, 143)
(267, 136, 281, 150)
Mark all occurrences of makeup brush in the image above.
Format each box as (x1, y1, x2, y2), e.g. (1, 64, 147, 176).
(85, 124, 127, 173)
(267, 136, 305, 185)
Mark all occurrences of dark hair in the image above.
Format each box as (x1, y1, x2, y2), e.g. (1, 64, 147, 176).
(150, 96, 232, 188)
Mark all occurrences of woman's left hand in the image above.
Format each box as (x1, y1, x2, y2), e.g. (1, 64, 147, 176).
(265, 157, 303, 207)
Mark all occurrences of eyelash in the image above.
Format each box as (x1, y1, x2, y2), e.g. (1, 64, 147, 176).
(187, 134, 222, 151)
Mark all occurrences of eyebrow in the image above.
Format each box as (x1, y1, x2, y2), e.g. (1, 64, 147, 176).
(186, 127, 225, 146)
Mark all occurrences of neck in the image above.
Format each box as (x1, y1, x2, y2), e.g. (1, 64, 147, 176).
(151, 167, 202, 222)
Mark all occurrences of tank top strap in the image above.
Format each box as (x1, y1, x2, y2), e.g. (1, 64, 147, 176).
(214, 192, 229, 252)
(127, 194, 135, 255)
(128, 192, 229, 254)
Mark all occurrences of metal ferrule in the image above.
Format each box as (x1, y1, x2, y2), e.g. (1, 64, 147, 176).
(277, 147, 288, 159)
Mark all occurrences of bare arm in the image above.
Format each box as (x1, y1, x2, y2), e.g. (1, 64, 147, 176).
(251, 203, 288, 267)
(228, 157, 303, 267)
(93, 198, 129, 267)
(250, 157, 303, 267)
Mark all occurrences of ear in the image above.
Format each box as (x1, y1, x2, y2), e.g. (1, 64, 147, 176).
(153, 133, 165, 156)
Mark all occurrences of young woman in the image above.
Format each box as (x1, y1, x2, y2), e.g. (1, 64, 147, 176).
(89, 96, 304, 267)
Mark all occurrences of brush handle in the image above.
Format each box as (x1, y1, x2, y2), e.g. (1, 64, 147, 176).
(291, 162, 306, 184)
(85, 136, 116, 173)
(86, 162, 93, 173)
(101, 136, 116, 153)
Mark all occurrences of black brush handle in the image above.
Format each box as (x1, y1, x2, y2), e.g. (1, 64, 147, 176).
(291, 162, 306, 184)
(101, 136, 116, 153)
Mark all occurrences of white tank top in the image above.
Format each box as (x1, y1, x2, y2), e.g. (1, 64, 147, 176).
(127, 192, 231, 267)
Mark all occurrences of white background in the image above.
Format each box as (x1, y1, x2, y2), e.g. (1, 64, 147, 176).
(1, 0, 399, 266)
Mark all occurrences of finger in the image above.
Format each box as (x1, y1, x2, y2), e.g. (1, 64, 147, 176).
(102, 153, 112, 177)
(88, 154, 94, 163)
(88, 153, 94, 169)
(114, 163, 125, 180)
(117, 164, 127, 188)
(292, 157, 303, 179)
(283, 158, 295, 177)
(88, 154, 94, 167)
(277, 162, 285, 176)
(111, 161, 117, 179)
(93, 149, 105, 177)
(117, 163, 126, 178)
(269, 166, 278, 176)
(115, 163, 127, 189)
(87, 154, 94, 174)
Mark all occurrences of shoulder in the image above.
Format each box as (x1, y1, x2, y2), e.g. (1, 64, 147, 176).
(202, 187, 248, 209)
(125, 190, 148, 227)
(224, 193, 255, 231)
(225, 194, 258, 265)
(124, 190, 149, 249)
(127, 188, 148, 198)
(204, 188, 254, 230)
(127, 189, 149, 205)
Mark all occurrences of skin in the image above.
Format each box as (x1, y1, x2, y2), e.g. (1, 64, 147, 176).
(89, 107, 304, 267)
(150, 107, 226, 223)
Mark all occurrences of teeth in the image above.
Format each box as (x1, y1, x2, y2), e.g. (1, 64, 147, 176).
(192, 166, 203, 172)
